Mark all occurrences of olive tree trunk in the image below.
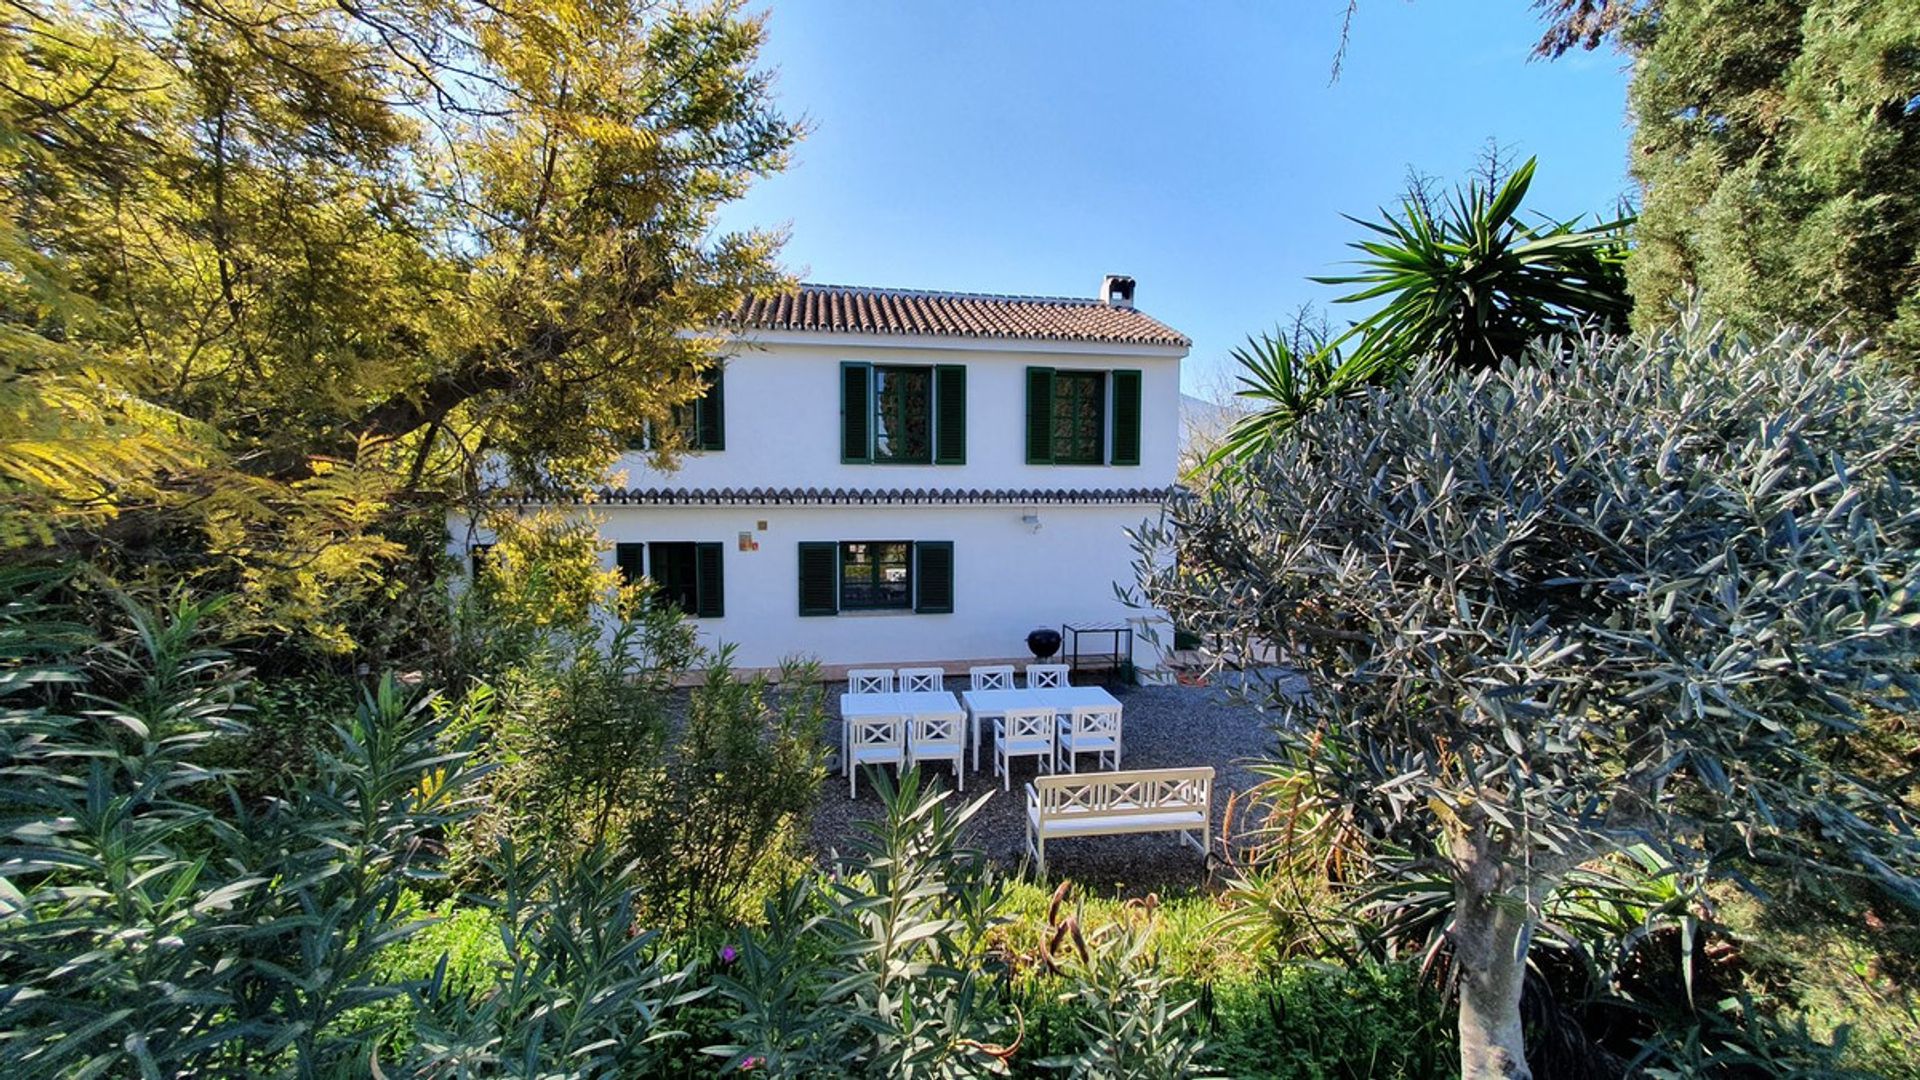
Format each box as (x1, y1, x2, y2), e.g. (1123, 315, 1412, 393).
(1452, 884, 1532, 1079)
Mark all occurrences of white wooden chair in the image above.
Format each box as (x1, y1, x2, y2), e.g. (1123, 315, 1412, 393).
(1026, 664, 1069, 689)
(846, 715, 906, 797)
(993, 706, 1057, 792)
(1056, 704, 1122, 773)
(968, 665, 1015, 691)
(897, 667, 946, 693)
(847, 668, 895, 694)
(907, 714, 965, 790)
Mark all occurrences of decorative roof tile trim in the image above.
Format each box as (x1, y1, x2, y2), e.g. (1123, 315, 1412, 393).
(508, 487, 1179, 507)
(724, 283, 1191, 348)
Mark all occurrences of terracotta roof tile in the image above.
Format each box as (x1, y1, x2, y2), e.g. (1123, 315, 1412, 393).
(725, 283, 1190, 348)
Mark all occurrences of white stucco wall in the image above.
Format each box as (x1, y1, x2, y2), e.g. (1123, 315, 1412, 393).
(454, 324, 1186, 673)
(612, 332, 1185, 492)
(452, 501, 1172, 671)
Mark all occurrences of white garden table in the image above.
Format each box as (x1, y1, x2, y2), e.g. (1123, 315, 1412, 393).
(961, 685, 1121, 771)
(838, 690, 966, 776)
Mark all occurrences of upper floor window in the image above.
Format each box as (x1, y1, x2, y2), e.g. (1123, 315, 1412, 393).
(1025, 367, 1142, 466)
(842, 362, 966, 464)
(1051, 370, 1106, 464)
(873, 367, 932, 463)
(629, 366, 725, 453)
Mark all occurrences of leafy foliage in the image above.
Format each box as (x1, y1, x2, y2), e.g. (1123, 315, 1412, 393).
(626, 653, 830, 933)
(1136, 315, 1920, 1076)
(1626, 0, 1920, 367)
(444, 515, 826, 932)
(0, 579, 484, 1074)
(708, 769, 1016, 1076)
(1030, 891, 1213, 1078)
(0, 0, 799, 645)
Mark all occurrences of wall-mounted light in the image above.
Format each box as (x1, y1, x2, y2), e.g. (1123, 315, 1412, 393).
(1021, 512, 1042, 534)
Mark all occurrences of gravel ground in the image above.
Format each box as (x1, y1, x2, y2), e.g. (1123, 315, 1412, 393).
(808, 672, 1306, 893)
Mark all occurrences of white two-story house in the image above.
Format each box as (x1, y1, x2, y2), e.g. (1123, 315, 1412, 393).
(473, 276, 1189, 674)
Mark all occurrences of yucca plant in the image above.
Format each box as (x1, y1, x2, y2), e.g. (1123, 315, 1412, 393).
(1209, 160, 1631, 470)
(1203, 326, 1395, 471)
(1316, 157, 1631, 372)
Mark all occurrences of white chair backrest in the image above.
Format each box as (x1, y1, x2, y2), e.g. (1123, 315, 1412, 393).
(1066, 704, 1122, 738)
(910, 714, 962, 747)
(848, 715, 904, 751)
(1033, 767, 1212, 816)
(969, 665, 1015, 691)
(897, 667, 945, 693)
(1001, 706, 1056, 742)
(1026, 664, 1069, 689)
(847, 669, 895, 694)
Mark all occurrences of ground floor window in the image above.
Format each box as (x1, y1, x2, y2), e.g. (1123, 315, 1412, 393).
(614, 540, 724, 618)
(799, 540, 954, 616)
(840, 541, 912, 610)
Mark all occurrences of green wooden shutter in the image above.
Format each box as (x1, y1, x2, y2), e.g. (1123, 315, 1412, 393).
(1025, 367, 1055, 464)
(696, 367, 725, 451)
(694, 542, 724, 618)
(841, 362, 872, 463)
(614, 542, 646, 586)
(1109, 369, 1142, 466)
(914, 541, 954, 614)
(798, 541, 839, 616)
(934, 364, 966, 464)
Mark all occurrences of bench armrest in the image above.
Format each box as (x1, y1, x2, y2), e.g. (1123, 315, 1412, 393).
(1024, 782, 1040, 808)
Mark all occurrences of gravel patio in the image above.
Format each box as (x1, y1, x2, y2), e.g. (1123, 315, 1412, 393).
(808, 673, 1305, 892)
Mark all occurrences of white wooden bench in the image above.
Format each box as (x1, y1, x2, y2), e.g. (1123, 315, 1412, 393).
(1024, 766, 1213, 875)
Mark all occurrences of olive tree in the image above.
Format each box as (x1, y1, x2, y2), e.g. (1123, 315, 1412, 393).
(1133, 317, 1920, 1079)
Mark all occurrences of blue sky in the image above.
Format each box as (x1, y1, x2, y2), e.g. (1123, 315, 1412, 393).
(717, 2, 1635, 396)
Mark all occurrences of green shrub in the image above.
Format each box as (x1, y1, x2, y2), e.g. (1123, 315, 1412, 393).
(0, 579, 485, 1074)
(707, 770, 1015, 1076)
(624, 652, 829, 932)
(1200, 964, 1456, 1080)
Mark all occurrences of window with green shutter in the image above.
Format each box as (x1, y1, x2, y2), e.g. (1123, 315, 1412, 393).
(799, 540, 953, 616)
(914, 541, 954, 614)
(1027, 366, 1141, 466)
(1109, 369, 1142, 466)
(844, 363, 961, 465)
(629, 367, 724, 453)
(798, 541, 839, 616)
(1052, 370, 1106, 464)
(872, 366, 932, 463)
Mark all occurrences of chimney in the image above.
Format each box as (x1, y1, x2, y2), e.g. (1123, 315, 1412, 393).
(1100, 274, 1136, 309)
